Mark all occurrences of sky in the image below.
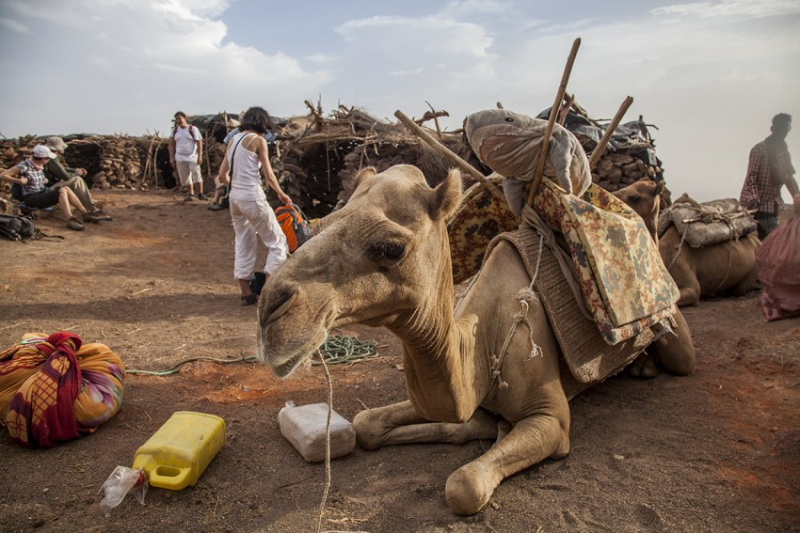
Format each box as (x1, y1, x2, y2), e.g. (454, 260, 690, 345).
(1, 0, 798, 202)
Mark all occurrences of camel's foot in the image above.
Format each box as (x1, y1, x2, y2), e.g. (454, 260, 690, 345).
(445, 462, 500, 515)
(627, 353, 658, 379)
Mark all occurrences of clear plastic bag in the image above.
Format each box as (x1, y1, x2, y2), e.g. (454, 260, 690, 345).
(99, 466, 148, 517)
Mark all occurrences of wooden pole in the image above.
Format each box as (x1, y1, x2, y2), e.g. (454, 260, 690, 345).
(394, 109, 507, 204)
(588, 96, 634, 170)
(525, 37, 581, 206)
(426, 101, 443, 140)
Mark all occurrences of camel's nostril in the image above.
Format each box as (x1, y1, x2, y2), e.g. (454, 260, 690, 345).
(260, 286, 298, 326)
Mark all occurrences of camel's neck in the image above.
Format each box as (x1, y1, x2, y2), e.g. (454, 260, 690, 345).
(388, 230, 489, 423)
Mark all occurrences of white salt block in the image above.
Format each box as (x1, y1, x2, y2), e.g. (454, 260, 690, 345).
(278, 402, 356, 463)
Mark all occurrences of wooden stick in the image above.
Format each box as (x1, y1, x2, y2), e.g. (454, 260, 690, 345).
(558, 93, 575, 125)
(394, 109, 506, 204)
(425, 101, 443, 139)
(588, 96, 634, 170)
(525, 37, 581, 206)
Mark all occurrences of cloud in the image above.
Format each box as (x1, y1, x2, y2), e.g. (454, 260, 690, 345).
(0, 0, 331, 136)
(331, 14, 497, 115)
(0, 17, 30, 34)
(651, 0, 800, 18)
(329, 0, 799, 202)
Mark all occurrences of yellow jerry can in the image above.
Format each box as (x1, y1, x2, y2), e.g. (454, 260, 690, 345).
(132, 411, 226, 490)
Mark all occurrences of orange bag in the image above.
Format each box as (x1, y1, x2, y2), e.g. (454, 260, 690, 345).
(275, 203, 311, 253)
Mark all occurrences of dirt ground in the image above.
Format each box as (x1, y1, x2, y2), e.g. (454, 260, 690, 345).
(1, 189, 798, 533)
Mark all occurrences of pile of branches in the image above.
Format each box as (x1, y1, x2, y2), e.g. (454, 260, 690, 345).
(0, 99, 669, 214)
(270, 102, 478, 217)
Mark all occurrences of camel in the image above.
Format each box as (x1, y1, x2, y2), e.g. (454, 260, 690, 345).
(612, 179, 665, 244)
(614, 180, 760, 307)
(258, 165, 696, 515)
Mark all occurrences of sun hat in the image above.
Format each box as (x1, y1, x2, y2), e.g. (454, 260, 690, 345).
(32, 145, 57, 159)
(46, 136, 69, 153)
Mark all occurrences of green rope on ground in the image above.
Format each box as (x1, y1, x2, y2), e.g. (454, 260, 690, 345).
(125, 331, 379, 376)
(312, 330, 380, 366)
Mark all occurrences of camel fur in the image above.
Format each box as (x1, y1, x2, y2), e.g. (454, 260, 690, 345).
(258, 165, 696, 515)
(614, 180, 760, 307)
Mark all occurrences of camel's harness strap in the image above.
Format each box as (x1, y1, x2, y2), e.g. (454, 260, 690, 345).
(489, 206, 594, 390)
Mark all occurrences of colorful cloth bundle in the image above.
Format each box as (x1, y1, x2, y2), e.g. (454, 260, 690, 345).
(0, 332, 125, 448)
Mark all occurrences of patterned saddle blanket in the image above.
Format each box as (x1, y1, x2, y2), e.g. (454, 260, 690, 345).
(487, 227, 661, 383)
(448, 176, 679, 346)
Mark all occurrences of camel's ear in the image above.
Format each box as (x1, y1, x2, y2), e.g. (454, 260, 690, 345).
(352, 167, 377, 193)
(430, 168, 462, 222)
(653, 180, 665, 197)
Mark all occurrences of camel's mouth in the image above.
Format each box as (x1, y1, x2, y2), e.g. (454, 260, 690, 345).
(257, 285, 337, 378)
(257, 324, 329, 378)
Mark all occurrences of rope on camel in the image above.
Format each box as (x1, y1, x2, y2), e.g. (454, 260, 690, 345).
(125, 331, 379, 376)
(489, 233, 545, 390)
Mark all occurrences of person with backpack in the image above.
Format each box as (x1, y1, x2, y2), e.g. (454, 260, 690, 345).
(44, 136, 110, 221)
(168, 111, 207, 202)
(0, 145, 98, 230)
(215, 107, 292, 305)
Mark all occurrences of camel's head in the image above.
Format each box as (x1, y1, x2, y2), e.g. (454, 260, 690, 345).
(613, 179, 664, 242)
(258, 164, 463, 377)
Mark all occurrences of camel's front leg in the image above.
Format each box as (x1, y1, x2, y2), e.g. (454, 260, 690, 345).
(445, 412, 569, 515)
(353, 400, 499, 450)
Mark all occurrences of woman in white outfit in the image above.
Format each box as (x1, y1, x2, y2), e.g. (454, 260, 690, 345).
(217, 107, 292, 305)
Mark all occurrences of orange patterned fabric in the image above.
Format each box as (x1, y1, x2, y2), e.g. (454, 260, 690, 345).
(447, 175, 519, 284)
(0, 332, 125, 448)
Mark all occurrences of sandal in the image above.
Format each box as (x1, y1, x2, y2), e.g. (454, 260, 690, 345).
(241, 294, 258, 306)
(89, 211, 112, 221)
(209, 203, 223, 211)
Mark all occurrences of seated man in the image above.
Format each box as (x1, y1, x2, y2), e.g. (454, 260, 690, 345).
(44, 137, 110, 221)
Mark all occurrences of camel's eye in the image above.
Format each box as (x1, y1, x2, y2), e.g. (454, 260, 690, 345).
(504, 117, 514, 123)
(367, 241, 406, 269)
(627, 195, 642, 205)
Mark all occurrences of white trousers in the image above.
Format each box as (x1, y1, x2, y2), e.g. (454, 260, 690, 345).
(230, 196, 289, 279)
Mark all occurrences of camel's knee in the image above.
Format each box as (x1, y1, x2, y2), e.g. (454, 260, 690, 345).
(677, 286, 700, 307)
(445, 463, 499, 515)
(658, 348, 695, 376)
(649, 313, 695, 376)
(731, 268, 758, 297)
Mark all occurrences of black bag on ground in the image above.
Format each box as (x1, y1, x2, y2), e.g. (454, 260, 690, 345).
(0, 214, 36, 241)
(0, 214, 63, 242)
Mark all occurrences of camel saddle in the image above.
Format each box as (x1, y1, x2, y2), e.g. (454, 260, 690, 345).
(486, 226, 673, 384)
(529, 178, 678, 346)
(658, 194, 757, 248)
